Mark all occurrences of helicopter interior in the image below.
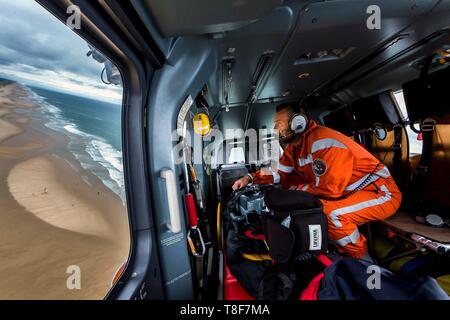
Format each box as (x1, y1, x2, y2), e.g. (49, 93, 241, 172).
(37, 0, 450, 300)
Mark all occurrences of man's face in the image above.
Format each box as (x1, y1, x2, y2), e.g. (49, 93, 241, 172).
(273, 110, 293, 143)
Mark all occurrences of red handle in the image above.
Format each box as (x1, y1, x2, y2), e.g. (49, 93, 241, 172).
(244, 229, 266, 241)
(185, 193, 198, 227)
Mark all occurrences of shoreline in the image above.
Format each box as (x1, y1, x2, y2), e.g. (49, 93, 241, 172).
(0, 80, 130, 299)
(27, 85, 126, 205)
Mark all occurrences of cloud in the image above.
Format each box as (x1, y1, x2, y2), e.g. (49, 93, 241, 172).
(0, 0, 122, 103)
(0, 63, 123, 103)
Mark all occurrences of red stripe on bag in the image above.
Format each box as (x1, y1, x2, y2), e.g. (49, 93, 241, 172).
(244, 229, 266, 241)
(299, 255, 332, 300)
(317, 254, 333, 267)
(300, 273, 325, 300)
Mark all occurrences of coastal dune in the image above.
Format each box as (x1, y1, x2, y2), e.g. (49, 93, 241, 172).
(7, 156, 116, 240)
(0, 80, 130, 299)
(0, 118, 22, 142)
(0, 82, 37, 143)
(0, 108, 10, 117)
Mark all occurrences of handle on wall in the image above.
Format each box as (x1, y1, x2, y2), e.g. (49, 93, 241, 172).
(160, 169, 181, 233)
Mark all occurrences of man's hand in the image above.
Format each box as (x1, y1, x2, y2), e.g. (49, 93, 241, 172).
(232, 175, 251, 191)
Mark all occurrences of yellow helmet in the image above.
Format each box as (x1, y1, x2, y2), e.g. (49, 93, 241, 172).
(193, 113, 211, 136)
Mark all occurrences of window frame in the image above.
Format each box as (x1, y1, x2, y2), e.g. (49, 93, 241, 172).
(36, 0, 166, 300)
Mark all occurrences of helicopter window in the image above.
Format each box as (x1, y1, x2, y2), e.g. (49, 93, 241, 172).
(0, 1, 130, 299)
(228, 146, 245, 164)
(394, 91, 423, 157)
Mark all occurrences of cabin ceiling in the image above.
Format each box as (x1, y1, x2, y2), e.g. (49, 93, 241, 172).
(132, 0, 450, 122)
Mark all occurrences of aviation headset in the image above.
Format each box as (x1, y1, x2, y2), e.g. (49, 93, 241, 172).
(288, 112, 309, 134)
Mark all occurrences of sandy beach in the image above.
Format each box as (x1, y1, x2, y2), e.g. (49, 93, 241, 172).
(0, 81, 130, 299)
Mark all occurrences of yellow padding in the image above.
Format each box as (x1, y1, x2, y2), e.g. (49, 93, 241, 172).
(389, 256, 415, 273)
(372, 236, 396, 260)
(436, 275, 450, 295)
(242, 253, 272, 261)
(217, 203, 221, 249)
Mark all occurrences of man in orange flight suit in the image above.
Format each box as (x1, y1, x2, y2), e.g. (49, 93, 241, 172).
(232, 103, 402, 259)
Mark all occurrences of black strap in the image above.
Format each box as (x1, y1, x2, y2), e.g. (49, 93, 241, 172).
(414, 118, 436, 214)
(416, 119, 436, 175)
(257, 272, 293, 300)
(420, 55, 433, 79)
(392, 125, 403, 185)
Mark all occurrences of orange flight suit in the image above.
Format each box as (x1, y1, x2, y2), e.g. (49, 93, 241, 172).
(252, 120, 402, 258)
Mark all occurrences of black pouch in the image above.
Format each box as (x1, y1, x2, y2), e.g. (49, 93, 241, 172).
(262, 189, 328, 263)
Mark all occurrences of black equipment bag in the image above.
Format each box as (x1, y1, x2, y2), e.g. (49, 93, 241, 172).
(225, 187, 329, 300)
(317, 258, 450, 300)
(262, 189, 328, 263)
(226, 228, 328, 300)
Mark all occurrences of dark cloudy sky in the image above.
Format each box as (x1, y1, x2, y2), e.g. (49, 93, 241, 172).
(0, 0, 122, 102)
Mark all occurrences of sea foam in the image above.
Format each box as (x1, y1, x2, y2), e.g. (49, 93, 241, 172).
(27, 88, 126, 205)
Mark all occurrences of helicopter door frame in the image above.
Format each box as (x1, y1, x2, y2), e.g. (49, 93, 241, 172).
(36, 0, 166, 300)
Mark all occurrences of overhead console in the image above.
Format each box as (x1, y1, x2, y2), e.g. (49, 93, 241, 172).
(216, 6, 295, 107)
(138, 0, 283, 37)
(257, 0, 440, 101)
(134, 0, 447, 112)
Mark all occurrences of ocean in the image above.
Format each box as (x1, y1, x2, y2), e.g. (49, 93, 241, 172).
(25, 86, 125, 204)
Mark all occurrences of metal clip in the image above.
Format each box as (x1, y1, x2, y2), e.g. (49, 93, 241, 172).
(421, 119, 436, 132)
(187, 228, 206, 258)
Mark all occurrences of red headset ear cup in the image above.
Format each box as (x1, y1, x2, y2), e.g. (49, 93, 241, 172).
(290, 114, 308, 134)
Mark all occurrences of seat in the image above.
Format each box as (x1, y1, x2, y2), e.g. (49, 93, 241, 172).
(368, 125, 410, 186)
(416, 115, 450, 210)
(351, 90, 411, 192)
(402, 66, 450, 218)
(374, 66, 450, 259)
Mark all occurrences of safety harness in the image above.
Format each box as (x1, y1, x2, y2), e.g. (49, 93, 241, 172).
(414, 118, 441, 224)
(392, 124, 406, 186)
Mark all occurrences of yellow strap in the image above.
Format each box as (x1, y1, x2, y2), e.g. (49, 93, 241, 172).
(217, 202, 221, 249)
(242, 253, 272, 261)
(187, 238, 196, 255)
(189, 166, 198, 181)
